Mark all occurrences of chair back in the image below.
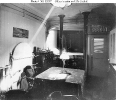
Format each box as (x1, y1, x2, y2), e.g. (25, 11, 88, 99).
(46, 91, 62, 100)
(46, 91, 79, 100)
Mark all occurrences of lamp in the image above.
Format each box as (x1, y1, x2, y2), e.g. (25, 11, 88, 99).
(60, 50, 69, 74)
(51, 2, 71, 9)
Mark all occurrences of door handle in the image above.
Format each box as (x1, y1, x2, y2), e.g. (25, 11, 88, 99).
(108, 59, 110, 62)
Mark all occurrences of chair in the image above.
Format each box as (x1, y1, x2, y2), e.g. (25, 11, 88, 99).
(46, 91, 79, 100)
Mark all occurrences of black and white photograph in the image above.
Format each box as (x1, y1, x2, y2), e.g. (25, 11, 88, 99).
(0, 1, 116, 100)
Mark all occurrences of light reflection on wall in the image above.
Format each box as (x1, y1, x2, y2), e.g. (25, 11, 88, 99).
(46, 29, 60, 55)
(0, 43, 33, 91)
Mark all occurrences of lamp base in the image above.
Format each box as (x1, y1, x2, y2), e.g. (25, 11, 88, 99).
(60, 70, 71, 75)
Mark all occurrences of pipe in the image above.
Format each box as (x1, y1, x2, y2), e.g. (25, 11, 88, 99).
(58, 15, 65, 55)
(82, 12, 90, 74)
(1, 3, 43, 22)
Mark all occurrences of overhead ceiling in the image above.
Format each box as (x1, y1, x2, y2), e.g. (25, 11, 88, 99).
(28, 3, 104, 18)
(8, 3, 116, 31)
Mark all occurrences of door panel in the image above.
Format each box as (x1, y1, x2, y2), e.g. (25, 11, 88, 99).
(88, 35, 109, 77)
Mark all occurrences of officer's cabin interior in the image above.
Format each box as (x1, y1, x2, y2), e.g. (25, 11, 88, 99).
(0, 3, 116, 100)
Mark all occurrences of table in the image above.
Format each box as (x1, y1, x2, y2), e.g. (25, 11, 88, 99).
(36, 67, 84, 83)
(36, 67, 85, 96)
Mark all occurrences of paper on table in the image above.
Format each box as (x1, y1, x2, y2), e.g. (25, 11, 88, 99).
(48, 73, 68, 80)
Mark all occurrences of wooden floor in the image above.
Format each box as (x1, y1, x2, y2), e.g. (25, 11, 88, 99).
(83, 76, 115, 100)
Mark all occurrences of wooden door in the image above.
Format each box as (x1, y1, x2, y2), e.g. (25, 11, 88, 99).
(88, 35, 109, 77)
